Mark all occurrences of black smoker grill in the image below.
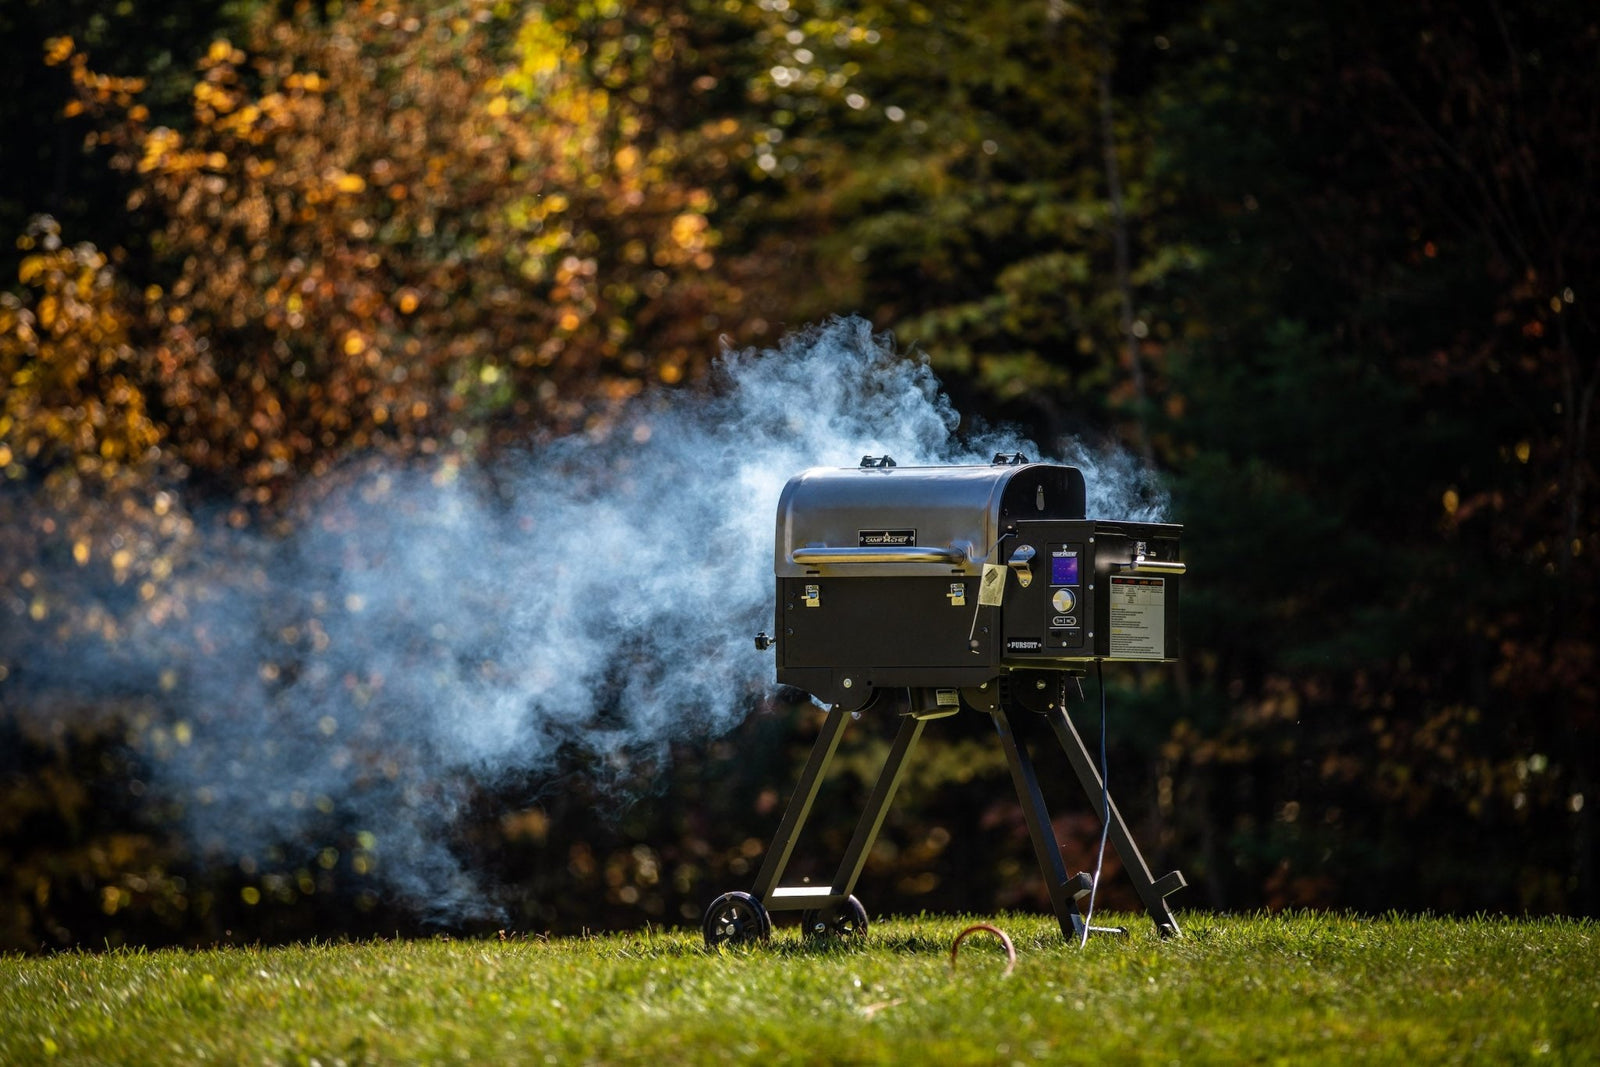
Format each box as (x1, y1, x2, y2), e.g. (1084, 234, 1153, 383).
(702, 453, 1188, 945)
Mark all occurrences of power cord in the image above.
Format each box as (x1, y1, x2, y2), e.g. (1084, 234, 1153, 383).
(1079, 659, 1111, 948)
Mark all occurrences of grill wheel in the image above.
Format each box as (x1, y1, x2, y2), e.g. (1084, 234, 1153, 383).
(801, 895, 868, 940)
(702, 891, 771, 947)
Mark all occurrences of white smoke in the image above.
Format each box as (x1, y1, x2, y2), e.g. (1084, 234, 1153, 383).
(1057, 437, 1170, 523)
(29, 316, 1167, 919)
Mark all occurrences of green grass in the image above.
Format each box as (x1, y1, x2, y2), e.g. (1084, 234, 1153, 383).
(2, 912, 1595, 1065)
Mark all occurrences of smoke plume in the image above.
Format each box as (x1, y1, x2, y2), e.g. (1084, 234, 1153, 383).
(12, 316, 1166, 920)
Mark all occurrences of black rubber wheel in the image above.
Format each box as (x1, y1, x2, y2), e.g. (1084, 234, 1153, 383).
(800, 895, 869, 940)
(702, 891, 772, 948)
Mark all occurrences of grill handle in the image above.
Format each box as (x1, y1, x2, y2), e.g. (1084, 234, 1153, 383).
(791, 545, 969, 566)
(1114, 559, 1187, 576)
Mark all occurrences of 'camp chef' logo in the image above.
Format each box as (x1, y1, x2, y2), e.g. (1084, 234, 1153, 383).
(859, 529, 916, 547)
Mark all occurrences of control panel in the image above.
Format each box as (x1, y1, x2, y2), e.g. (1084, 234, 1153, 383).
(1047, 542, 1085, 651)
(1000, 519, 1182, 663)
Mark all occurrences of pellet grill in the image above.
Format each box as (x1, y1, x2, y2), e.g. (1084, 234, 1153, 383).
(702, 453, 1188, 946)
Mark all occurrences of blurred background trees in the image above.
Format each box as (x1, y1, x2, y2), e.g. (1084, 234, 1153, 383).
(2, 0, 1595, 950)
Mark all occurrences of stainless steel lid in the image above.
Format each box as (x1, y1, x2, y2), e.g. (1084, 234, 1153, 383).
(775, 456, 1086, 578)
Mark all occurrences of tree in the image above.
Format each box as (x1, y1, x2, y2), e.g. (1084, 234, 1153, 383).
(720, 0, 1188, 447)
(1151, 0, 1597, 913)
(0, 0, 250, 286)
(39, 0, 769, 509)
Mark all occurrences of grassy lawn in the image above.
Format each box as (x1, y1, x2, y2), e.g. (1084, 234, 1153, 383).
(2, 911, 1594, 1065)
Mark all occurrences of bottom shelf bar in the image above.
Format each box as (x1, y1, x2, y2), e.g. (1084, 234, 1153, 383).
(765, 886, 844, 911)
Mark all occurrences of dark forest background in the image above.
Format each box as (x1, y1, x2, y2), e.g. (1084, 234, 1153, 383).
(2, 0, 1595, 952)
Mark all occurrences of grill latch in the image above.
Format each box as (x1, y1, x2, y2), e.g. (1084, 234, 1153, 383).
(1007, 544, 1037, 588)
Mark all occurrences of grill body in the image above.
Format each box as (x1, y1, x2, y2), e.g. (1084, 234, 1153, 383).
(773, 460, 1182, 707)
(703, 455, 1189, 948)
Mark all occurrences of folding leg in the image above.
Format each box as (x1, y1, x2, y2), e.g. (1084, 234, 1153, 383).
(752, 700, 926, 916)
(828, 713, 925, 898)
(735, 688, 1183, 946)
(1042, 703, 1186, 938)
(991, 706, 1089, 941)
(751, 702, 852, 902)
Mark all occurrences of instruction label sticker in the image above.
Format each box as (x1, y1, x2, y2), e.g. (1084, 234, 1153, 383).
(978, 563, 1007, 607)
(1108, 575, 1166, 660)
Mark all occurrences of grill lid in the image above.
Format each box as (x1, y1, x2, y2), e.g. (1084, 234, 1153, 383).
(775, 454, 1087, 578)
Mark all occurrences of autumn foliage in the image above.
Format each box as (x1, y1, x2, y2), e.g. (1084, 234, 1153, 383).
(27, 1, 774, 514)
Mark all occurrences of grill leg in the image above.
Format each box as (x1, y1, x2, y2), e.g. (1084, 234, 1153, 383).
(751, 702, 853, 901)
(1042, 703, 1186, 939)
(828, 713, 926, 899)
(991, 706, 1089, 942)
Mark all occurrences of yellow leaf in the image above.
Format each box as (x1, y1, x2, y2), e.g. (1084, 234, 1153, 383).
(335, 172, 366, 193)
(73, 540, 91, 566)
(671, 213, 707, 249)
(43, 36, 74, 67)
(343, 331, 366, 356)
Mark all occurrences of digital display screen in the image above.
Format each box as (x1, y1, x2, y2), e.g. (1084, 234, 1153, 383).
(1051, 551, 1079, 586)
